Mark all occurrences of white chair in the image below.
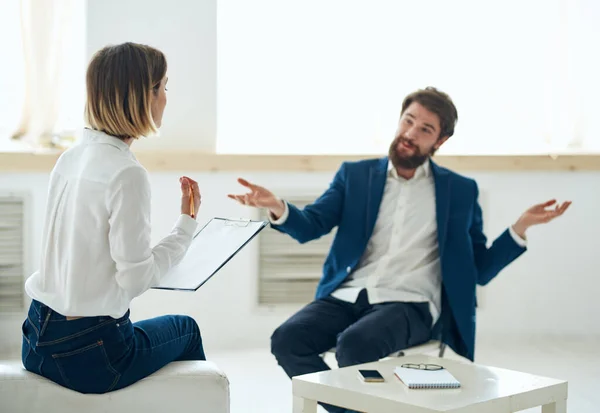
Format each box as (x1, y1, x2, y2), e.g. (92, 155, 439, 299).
(324, 340, 447, 359)
(0, 360, 230, 413)
(391, 339, 446, 358)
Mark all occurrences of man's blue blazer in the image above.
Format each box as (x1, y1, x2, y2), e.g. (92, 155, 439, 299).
(271, 157, 526, 361)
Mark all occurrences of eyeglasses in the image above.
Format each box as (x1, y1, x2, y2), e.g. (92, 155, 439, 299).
(401, 363, 444, 371)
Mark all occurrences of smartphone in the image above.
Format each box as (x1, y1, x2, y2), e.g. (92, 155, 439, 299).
(357, 369, 385, 383)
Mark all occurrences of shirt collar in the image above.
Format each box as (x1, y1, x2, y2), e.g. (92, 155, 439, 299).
(81, 128, 131, 152)
(387, 158, 431, 180)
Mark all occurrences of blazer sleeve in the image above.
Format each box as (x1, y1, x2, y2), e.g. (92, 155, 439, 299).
(469, 181, 527, 285)
(270, 162, 347, 243)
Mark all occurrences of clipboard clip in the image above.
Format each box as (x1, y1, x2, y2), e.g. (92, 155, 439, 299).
(224, 218, 251, 227)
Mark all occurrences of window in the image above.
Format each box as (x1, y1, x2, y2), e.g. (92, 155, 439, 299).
(217, 0, 599, 155)
(0, 0, 86, 149)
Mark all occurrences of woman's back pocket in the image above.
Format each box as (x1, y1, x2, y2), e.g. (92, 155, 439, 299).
(52, 340, 120, 394)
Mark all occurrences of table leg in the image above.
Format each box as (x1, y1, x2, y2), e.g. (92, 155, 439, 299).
(542, 399, 567, 413)
(293, 396, 318, 413)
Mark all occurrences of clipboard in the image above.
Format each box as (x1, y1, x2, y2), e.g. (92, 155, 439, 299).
(152, 217, 268, 291)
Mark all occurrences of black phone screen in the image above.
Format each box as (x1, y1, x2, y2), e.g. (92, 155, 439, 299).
(358, 369, 384, 381)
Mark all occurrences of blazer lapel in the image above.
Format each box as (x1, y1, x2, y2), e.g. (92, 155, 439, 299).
(365, 158, 388, 239)
(431, 159, 451, 257)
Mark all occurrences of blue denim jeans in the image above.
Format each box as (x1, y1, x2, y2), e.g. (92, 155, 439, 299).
(21, 299, 206, 394)
(271, 289, 432, 413)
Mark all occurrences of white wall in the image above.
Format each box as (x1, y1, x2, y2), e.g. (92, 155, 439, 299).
(0, 169, 598, 357)
(86, 0, 217, 152)
(1, 0, 598, 358)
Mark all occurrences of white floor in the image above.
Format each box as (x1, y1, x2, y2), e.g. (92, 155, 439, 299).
(208, 336, 600, 413)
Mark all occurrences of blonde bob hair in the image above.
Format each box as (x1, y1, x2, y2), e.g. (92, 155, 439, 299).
(84, 42, 167, 139)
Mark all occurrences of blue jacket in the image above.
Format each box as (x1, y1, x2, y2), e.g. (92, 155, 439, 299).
(271, 157, 526, 361)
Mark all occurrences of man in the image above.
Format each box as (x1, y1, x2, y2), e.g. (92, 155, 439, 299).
(228, 87, 570, 413)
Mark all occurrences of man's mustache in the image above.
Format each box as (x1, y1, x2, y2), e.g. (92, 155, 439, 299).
(396, 136, 417, 150)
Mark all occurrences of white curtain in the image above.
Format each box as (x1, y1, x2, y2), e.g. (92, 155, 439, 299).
(542, 0, 599, 153)
(12, 0, 79, 147)
(569, 0, 600, 152)
(217, 0, 599, 155)
(0, 0, 25, 145)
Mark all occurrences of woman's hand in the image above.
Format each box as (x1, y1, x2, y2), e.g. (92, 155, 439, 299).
(180, 176, 201, 219)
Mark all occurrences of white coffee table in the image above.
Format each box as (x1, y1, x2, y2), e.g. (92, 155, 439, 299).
(292, 355, 567, 413)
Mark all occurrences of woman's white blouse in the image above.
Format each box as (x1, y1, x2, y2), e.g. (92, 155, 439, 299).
(25, 129, 198, 318)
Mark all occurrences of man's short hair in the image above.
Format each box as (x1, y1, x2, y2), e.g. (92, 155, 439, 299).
(401, 87, 458, 139)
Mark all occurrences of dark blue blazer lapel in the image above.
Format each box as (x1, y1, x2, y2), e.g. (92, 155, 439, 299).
(365, 158, 388, 239)
(431, 159, 451, 257)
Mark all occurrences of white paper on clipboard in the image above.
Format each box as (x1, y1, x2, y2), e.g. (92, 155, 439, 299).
(152, 217, 268, 291)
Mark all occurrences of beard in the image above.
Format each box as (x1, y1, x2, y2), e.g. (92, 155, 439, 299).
(388, 136, 435, 170)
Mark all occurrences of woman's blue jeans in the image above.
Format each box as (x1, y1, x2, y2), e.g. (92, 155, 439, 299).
(21, 299, 206, 394)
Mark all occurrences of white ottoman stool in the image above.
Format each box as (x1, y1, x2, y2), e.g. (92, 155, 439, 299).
(0, 360, 229, 413)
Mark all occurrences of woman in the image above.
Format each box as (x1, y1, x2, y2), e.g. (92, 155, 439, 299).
(21, 42, 204, 394)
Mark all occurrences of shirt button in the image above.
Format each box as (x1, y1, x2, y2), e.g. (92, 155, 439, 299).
(346, 266, 351, 273)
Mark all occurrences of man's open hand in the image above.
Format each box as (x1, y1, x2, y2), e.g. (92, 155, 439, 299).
(512, 199, 572, 238)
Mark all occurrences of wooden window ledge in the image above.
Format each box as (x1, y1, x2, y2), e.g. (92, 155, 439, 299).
(1, 151, 598, 172)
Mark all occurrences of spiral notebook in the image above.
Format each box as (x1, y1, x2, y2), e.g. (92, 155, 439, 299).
(394, 366, 461, 389)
